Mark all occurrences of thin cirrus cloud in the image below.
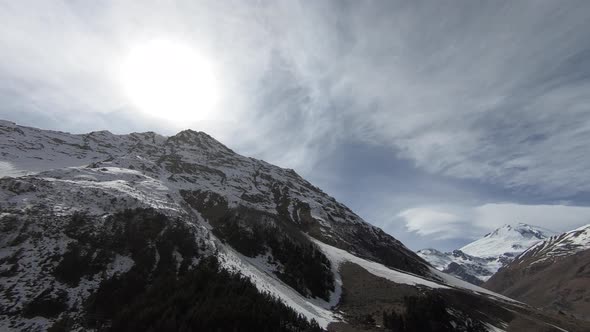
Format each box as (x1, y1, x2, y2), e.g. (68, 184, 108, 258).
(399, 208, 470, 240)
(1, 1, 590, 249)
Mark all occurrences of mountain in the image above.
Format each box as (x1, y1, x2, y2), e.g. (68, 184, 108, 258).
(418, 224, 555, 285)
(461, 223, 556, 259)
(1, 120, 588, 332)
(416, 249, 495, 285)
(485, 225, 590, 321)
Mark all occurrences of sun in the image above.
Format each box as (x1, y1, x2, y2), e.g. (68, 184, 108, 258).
(120, 39, 220, 122)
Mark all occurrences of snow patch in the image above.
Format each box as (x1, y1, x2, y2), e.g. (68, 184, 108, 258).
(484, 322, 507, 332)
(217, 243, 338, 328)
(313, 239, 448, 289)
(431, 268, 521, 303)
(0, 161, 30, 178)
(461, 224, 554, 259)
(109, 254, 134, 277)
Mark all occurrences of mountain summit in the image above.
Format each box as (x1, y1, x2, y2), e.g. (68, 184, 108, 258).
(461, 223, 556, 258)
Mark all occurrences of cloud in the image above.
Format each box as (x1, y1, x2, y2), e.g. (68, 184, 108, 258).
(398, 207, 469, 240)
(221, 1, 590, 195)
(399, 203, 590, 241)
(332, 2, 590, 196)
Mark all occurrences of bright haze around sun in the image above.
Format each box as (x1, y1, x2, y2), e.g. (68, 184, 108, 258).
(2, 1, 590, 251)
(119, 39, 220, 123)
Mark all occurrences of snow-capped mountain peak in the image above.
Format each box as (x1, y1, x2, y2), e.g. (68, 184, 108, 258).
(460, 223, 556, 259)
(484, 223, 553, 240)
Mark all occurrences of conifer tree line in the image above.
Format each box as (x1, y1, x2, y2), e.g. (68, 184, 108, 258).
(213, 209, 335, 301)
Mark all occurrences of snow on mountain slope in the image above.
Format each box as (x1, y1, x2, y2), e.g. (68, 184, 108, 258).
(429, 268, 519, 304)
(0, 120, 151, 176)
(218, 235, 527, 329)
(313, 239, 448, 290)
(417, 224, 555, 284)
(516, 224, 590, 265)
(417, 248, 498, 284)
(217, 241, 338, 328)
(219, 233, 520, 328)
(1, 120, 430, 277)
(461, 223, 556, 258)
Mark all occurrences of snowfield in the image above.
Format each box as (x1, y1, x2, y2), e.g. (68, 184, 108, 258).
(313, 239, 447, 290)
(430, 268, 521, 304)
(217, 243, 338, 328)
(461, 224, 555, 259)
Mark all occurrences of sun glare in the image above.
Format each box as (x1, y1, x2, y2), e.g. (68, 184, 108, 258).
(120, 39, 220, 122)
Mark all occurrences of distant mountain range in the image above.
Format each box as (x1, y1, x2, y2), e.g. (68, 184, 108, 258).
(418, 223, 556, 285)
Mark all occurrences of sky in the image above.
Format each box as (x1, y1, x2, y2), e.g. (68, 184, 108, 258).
(2, 1, 590, 250)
